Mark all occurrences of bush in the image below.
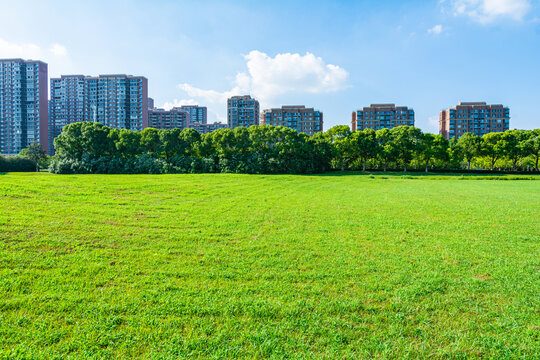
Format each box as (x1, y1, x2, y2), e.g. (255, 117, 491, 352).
(126, 154, 167, 174)
(0, 155, 36, 172)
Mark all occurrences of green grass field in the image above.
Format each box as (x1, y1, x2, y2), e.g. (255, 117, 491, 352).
(1, 173, 539, 359)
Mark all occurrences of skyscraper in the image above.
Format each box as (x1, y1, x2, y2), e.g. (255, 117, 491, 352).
(351, 104, 415, 131)
(0, 59, 48, 155)
(260, 106, 323, 136)
(227, 95, 260, 128)
(439, 102, 510, 139)
(48, 74, 148, 153)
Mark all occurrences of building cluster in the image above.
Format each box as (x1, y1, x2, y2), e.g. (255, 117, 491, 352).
(351, 103, 510, 140)
(0, 58, 513, 156)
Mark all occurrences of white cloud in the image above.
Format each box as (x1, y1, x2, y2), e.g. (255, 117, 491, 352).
(0, 38, 72, 80)
(0, 38, 42, 59)
(0, 38, 69, 60)
(163, 98, 199, 110)
(165, 50, 349, 122)
(428, 24, 443, 35)
(450, 0, 531, 23)
(50, 43, 68, 57)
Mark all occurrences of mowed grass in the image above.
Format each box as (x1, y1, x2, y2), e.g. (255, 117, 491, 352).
(0, 173, 539, 359)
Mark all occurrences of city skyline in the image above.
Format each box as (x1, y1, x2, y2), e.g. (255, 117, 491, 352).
(0, 0, 538, 132)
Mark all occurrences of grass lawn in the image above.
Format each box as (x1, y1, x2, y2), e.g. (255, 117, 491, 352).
(0, 173, 539, 359)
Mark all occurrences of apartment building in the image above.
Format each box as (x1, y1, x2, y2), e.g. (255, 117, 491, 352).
(180, 105, 207, 125)
(260, 105, 323, 135)
(84, 75, 148, 130)
(439, 102, 510, 139)
(49, 75, 86, 154)
(0, 59, 48, 155)
(189, 121, 228, 134)
(48, 74, 148, 153)
(148, 107, 189, 130)
(227, 95, 260, 128)
(351, 104, 414, 131)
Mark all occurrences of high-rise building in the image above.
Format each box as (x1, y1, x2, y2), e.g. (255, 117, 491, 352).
(48, 74, 148, 153)
(148, 97, 155, 110)
(227, 95, 260, 128)
(49, 75, 86, 154)
(0, 59, 48, 155)
(439, 102, 510, 139)
(189, 121, 228, 134)
(260, 106, 323, 136)
(351, 104, 414, 131)
(85, 75, 148, 130)
(180, 105, 207, 125)
(148, 108, 189, 130)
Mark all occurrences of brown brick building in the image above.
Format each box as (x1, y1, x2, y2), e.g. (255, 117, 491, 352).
(439, 102, 510, 139)
(148, 108, 189, 130)
(351, 104, 414, 131)
(261, 106, 323, 135)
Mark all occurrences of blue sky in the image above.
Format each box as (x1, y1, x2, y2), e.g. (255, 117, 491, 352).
(1, 0, 539, 131)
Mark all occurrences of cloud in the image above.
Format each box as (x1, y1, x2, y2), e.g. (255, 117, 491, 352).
(0, 38, 69, 60)
(450, 0, 531, 23)
(166, 50, 349, 122)
(428, 24, 443, 34)
(163, 98, 199, 110)
(50, 43, 68, 57)
(0, 38, 72, 79)
(0, 38, 42, 59)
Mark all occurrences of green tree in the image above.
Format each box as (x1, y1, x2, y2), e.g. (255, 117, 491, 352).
(391, 126, 422, 172)
(325, 125, 352, 171)
(159, 128, 182, 159)
(522, 129, 540, 170)
(481, 132, 504, 170)
(179, 128, 202, 157)
(418, 133, 449, 172)
(54, 122, 113, 160)
(349, 129, 377, 171)
(19, 142, 47, 172)
(114, 129, 142, 158)
(140, 128, 161, 156)
(376, 128, 396, 171)
(500, 130, 526, 170)
(456, 133, 481, 170)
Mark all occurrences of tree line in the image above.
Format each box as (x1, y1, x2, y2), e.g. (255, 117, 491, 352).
(41, 122, 539, 174)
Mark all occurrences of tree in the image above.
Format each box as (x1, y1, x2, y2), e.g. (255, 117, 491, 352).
(325, 125, 352, 171)
(376, 128, 396, 171)
(481, 132, 504, 170)
(456, 133, 481, 170)
(418, 133, 449, 172)
(114, 129, 142, 158)
(349, 129, 377, 171)
(159, 128, 182, 159)
(140, 128, 161, 156)
(390, 126, 422, 172)
(179, 128, 201, 157)
(500, 130, 526, 171)
(522, 129, 540, 171)
(19, 142, 47, 172)
(54, 122, 85, 160)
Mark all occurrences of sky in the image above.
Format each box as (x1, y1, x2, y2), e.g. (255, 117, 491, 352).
(0, 0, 539, 132)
